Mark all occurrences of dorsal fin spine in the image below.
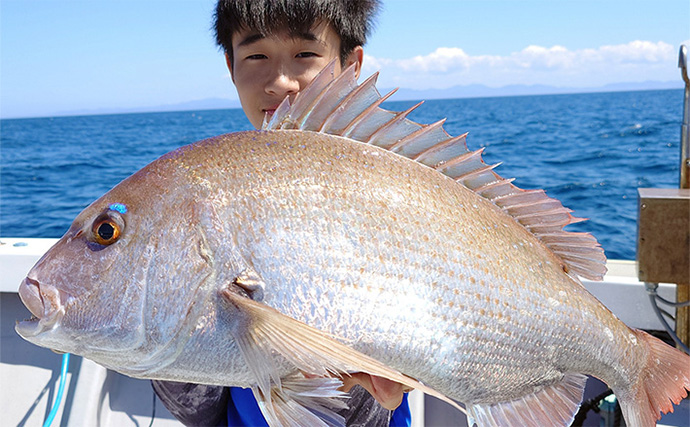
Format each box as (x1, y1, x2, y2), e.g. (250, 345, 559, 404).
(539, 232, 598, 244)
(342, 88, 398, 139)
(414, 133, 469, 165)
(526, 224, 574, 234)
(301, 65, 358, 130)
(267, 59, 608, 281)
(551, 245, 604, 256)
(453, 163, 501, 182)
(513, 207, 573, 221)
(265, 96, 293, 129)
(436, 148, 484, 173)
(473, 178, 517, 199)
(319, 70, 379, 134)
(291, 61, 344, 127)
(389, 119, 447, 154)
(365, 101, 424, 146)
(492, 189, 546, 204)
(505, 200, 570, 216)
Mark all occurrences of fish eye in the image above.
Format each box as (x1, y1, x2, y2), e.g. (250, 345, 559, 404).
(96, 221, 117, 241)
(91, 212, 124, 246)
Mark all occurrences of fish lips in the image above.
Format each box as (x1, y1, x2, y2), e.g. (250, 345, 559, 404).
(15, 277, 64, 338)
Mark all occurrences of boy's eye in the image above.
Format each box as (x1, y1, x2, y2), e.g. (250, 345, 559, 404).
(296, 52, 318, 58)
(246, 54, 267, 60)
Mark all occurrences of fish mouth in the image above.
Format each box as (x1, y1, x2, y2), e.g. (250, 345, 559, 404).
(19, 277, 44, 319)
(16, 277, 63, 337)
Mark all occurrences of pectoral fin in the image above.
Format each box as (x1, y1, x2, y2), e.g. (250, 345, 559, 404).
(220, 289, 466, 425)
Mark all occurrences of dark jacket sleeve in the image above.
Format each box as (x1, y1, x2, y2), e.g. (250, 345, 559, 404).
(338, 385, 392, 427)
(151, 380, 229, 427)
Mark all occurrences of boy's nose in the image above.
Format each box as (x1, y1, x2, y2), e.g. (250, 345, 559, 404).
(265, 71, 301, 98)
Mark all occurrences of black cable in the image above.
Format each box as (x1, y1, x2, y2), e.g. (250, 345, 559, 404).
(655, 293, 690, 307)
(658, 307, 676, 320)
(614, 400, 623, 426)
(571, 389, 614, 426)
(649, 293, 690, 354)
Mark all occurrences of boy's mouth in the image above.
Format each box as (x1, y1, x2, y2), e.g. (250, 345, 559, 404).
(263, 102, 282, 114)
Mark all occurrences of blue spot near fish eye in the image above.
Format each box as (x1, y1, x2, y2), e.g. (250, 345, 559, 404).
(109, 203, 128, 214)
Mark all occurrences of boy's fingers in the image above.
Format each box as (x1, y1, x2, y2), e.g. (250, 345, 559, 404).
(340, 373, 411, 410)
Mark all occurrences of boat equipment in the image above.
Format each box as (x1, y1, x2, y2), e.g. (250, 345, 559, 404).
(641, 44, 690, 355)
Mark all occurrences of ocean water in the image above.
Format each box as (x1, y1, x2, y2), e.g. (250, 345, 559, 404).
(0, 89, 683, 260)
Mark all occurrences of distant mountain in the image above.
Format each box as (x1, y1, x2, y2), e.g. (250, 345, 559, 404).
(152, 98, 243, 112)
(379, 80, 684, 102)
(50, 81, 683, 118)
(57, 98, 243, 118)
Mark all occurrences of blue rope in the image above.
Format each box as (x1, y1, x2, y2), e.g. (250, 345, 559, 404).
(43, 353, 70, 427)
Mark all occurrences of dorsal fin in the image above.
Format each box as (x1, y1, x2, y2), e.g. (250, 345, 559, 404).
(264, 60, 607, 281)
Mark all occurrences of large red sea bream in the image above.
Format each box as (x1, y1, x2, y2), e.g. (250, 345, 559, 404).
(16, 62, 690, 426)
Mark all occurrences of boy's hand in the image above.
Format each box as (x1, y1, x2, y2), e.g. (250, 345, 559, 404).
(340, 373, 412, 410)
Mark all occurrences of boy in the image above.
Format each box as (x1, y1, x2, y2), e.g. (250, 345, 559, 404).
(152, 1, 412, 426)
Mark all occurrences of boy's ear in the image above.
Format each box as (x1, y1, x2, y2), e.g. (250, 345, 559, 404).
(225, 52, 235, 83)
(344, 46, 364, 79)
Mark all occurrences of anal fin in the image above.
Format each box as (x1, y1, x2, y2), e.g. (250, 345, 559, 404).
(466, 373, 587, 427)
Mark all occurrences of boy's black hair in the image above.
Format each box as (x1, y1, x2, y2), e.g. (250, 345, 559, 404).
(214, 0, 380, 66)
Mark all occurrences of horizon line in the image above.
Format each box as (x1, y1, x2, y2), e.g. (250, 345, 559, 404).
(1, 80, 684, 121)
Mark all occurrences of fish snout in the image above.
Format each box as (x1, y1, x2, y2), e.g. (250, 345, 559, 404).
(16, 277, 66, 339)
(18, 276, 65, 323)
(19, 277, 45, 319)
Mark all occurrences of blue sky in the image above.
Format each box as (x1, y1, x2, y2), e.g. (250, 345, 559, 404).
(1, 0, 688, 119)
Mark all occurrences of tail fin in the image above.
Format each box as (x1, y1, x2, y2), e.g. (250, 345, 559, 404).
(617, 329, 690, 426)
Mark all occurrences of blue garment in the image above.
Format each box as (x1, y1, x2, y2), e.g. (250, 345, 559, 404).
(227, 387, 269, 426)
(389, 393, 411, 427)
(227, 387, 411, 426)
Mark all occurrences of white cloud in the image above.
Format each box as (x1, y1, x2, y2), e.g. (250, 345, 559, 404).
(362, 40, 680, 90)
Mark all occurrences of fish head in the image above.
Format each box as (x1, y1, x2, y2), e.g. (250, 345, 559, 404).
(16, 192, 153, 355)
(15, 159, 214, 362)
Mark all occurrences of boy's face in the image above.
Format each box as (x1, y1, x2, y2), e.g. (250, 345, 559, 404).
(228, 21, 363, 129)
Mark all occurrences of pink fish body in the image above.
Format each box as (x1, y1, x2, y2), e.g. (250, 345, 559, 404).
(16, 63, 690, 426)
